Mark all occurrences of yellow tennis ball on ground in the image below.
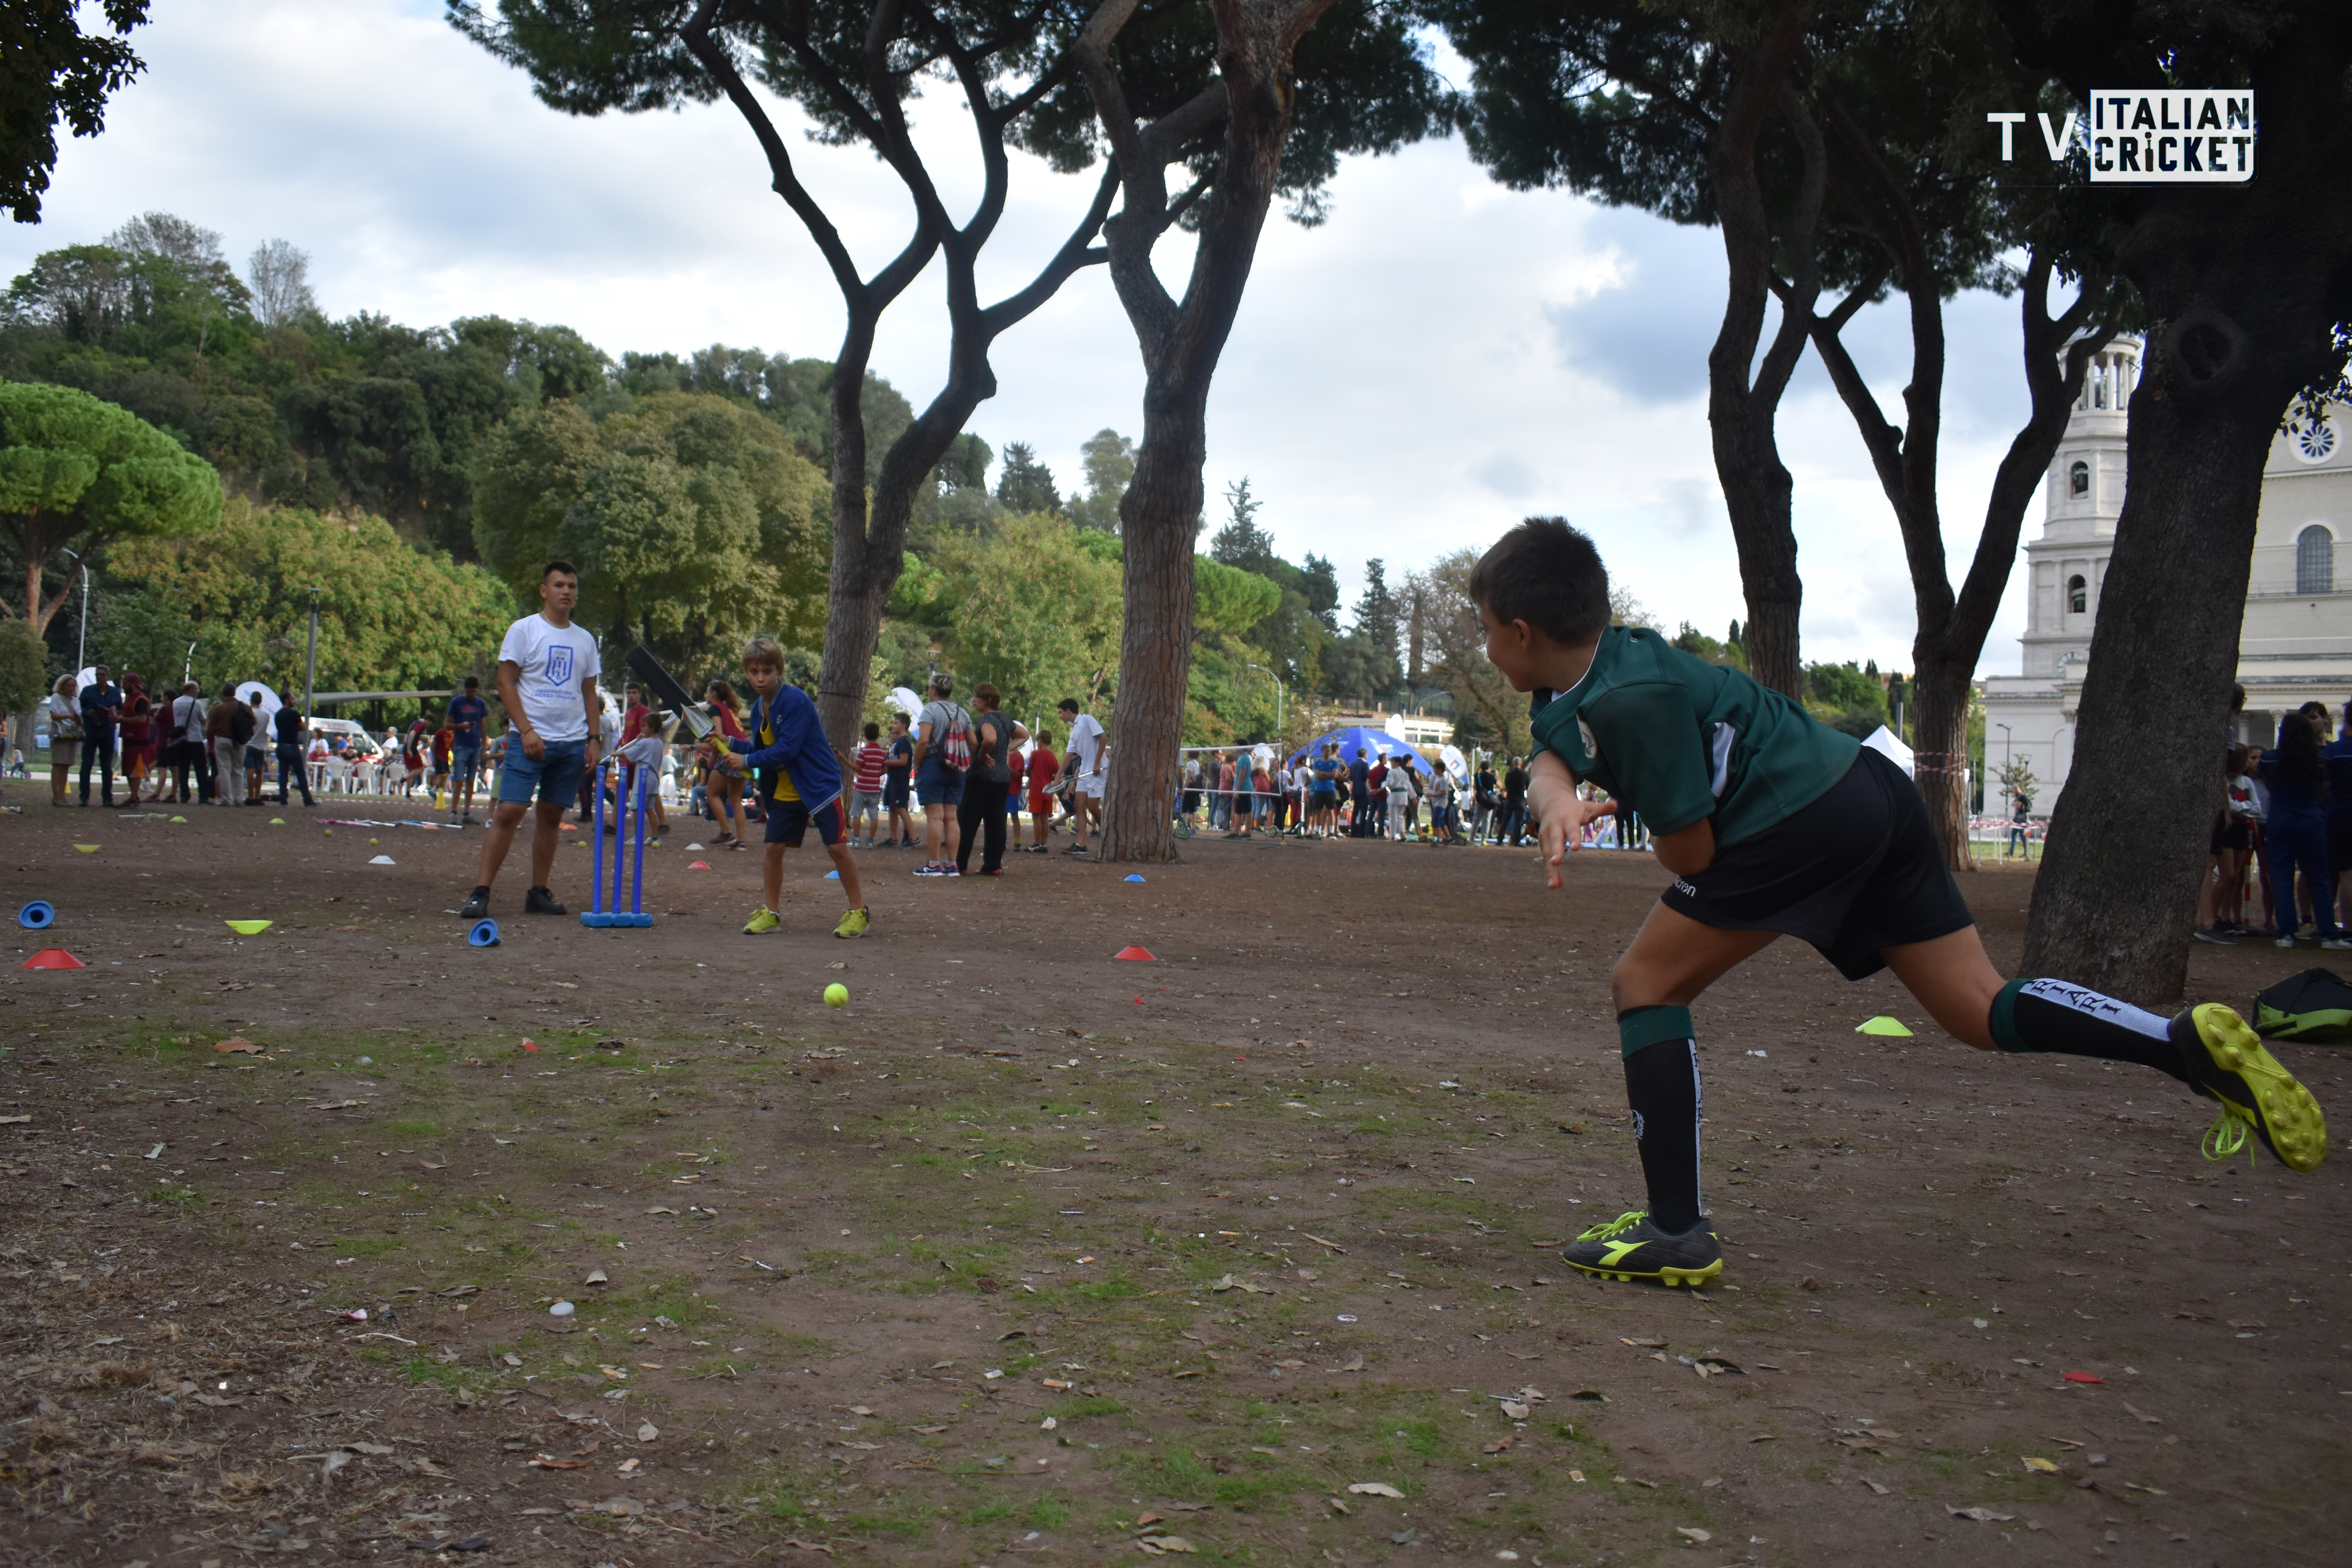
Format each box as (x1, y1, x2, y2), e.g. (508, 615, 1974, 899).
(824, 983, 849, 1009)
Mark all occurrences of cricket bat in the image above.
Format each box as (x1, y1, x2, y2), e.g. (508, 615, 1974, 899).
(624, 644, 714, 740)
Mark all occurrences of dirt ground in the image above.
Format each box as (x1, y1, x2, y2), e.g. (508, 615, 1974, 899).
(4, 797, 2349, 1568)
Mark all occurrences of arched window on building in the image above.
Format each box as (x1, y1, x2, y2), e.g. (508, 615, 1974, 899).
(2067, 574, 2088, 615)
(2297, 524, 2336, 595)
(2069, 460, 2090, 497)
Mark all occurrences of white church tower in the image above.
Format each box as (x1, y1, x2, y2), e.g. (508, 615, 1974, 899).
(1984, 336, 2352, 802)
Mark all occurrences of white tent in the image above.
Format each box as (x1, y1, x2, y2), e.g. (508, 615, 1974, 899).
(888, 686, 924, 728)
(1862, 724, 1914, 776)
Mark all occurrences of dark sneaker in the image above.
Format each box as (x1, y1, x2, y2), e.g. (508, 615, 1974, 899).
(523, 885, 567, 916)
(458, 887, 490, 920)
(1561, 1210, 1723, 1288)
(2171, 1003, 2328, 1172)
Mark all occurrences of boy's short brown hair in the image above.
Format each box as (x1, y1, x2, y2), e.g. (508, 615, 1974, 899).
(1468, 516, 1612, 644)
(741, 636, 786, 671)
(863, 721, 881, 740)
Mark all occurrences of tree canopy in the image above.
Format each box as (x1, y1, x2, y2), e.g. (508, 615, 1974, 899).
(470, 392, 830, 667)
(0, 377, 221, 629)
(2, 0, 149, 223)
(100, 499, 516, 702)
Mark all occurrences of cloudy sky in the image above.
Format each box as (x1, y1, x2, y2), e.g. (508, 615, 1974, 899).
(7, 0, 2069, 678)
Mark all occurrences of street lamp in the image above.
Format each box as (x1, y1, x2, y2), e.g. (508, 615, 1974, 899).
(299, 587, 324, 720)
(1245, 662, 1285, 737)
(59, 548, 88, 675)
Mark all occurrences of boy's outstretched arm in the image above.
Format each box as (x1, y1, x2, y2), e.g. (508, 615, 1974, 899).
(1528, 752, 1612, 888)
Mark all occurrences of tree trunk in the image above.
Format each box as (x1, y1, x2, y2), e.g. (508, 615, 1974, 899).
(1080, 0, 1336, 862)
(2021, 335, 2319, 1000)
(1908, 652, 1973, 868)
(1097, 408, 1203, 862)
(1704, 15, 1817, 702)
(2014, 14, 2352, 1002)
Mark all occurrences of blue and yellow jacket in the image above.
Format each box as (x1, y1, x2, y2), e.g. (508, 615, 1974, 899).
(728, 685, 842, 812)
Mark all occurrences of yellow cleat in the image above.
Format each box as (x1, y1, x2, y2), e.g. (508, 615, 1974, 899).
(834, 906, 870, 939)
(2174, 1003, 2328, 1171)
(742, 906, 781, 936)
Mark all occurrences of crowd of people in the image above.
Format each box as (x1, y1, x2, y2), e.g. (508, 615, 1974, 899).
(2196, 697, 2352, 949)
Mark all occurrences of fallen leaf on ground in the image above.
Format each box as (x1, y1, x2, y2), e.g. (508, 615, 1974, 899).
(1347, 1482, 1404, 1498)
(2022, 1457, 2058, 1473)
(1675, 1527, 1711, 1543)
(1949, 1505, 2016, 1523)
(212, 1038, 263, 1054)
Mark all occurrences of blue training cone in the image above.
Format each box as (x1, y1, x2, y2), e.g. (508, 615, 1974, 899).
(825, 869, 840, 880)
(468, 918, 501, 948)
(17, 900, 55, 930)
(1122, 874, 1146, 883)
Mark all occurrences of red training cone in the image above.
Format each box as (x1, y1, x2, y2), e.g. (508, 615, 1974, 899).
(22, 948, 84, 970)
(1114, 946, 1156, 961)
(688, 860, 712, 871)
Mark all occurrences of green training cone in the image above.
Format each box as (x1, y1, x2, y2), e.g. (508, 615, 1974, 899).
(225, 920, 273, 936)
(1856, 1015, 1913, 1036)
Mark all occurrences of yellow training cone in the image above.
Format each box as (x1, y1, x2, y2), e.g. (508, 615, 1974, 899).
(170, 815, 188, 823)
(73, 844, 98, 853)
(225, 920, 273, 936)
(269, 817, 286, 825)
(1856, 1015, 1914, 1037)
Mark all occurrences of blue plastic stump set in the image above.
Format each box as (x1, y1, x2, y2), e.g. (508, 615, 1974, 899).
(584, 758, 653, 928)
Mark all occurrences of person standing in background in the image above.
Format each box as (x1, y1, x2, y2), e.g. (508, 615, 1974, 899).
(205, 682, 254, 806)
(882, 711, 916, 849)
(1501, 755, 1530, 845)
(245, 692, 270, 804)
(116, 673, 155, 805)
(167, 681, 206, 803)
(273, 697, 315, 808)
(446, 675, 489, 824)
(2327, 702, 2352, 936)
(1059, 698, 1105, 855)
(1025, 727, 1059, 850)
(849, 721, 889, 848)
(2256, 711, 2345, 949)
(953, 681, 1024, 877)
(76, 663, 120, 807)
(44, 674, 80, 807)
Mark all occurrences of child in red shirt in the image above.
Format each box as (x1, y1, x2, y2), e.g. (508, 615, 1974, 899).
(1024, 728, 1059, 850)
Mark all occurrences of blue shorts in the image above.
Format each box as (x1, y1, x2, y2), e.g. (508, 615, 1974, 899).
(916, 759, 965, 808)
(883, 773, 910, 809)
(766, 795, 845, 848)
(453, 743, 481, 776)
(497, 738, 586, 807)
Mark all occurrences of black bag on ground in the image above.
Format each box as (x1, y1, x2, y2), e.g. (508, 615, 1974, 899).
(2252, 967, 2352, 1042)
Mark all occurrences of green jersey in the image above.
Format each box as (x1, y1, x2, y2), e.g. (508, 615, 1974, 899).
(1528, 626, 1858, 846)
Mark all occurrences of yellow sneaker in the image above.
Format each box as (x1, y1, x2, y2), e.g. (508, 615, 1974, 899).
(742, 906, 781, 935)
(834, 906, 870, 939)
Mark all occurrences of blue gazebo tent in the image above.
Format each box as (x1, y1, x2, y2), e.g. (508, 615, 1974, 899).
(1285, 725, 1432, 775)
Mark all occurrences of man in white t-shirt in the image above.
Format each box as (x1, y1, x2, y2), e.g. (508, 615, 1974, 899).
(1057, 697, 1105, 855)
(460, 561, 602, 920)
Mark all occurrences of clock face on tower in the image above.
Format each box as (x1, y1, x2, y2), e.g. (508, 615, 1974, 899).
(2290, 408, 2339, 465)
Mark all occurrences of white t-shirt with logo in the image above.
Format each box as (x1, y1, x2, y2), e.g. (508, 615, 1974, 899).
(1066, 713, 1105, 777)
(498, 613, 600, 744)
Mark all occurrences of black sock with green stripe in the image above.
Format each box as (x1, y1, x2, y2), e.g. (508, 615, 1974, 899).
(1989, 978, 2193, 1084)
(1618, 1005, 1703, 1234)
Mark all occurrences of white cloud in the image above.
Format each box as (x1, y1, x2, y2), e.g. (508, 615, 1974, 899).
(5, 0, 2051, 680)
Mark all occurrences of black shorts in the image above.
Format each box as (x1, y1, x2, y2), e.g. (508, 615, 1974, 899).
(2213, 811, 2251, 856)
(1658, 746, 1974, 981)
(2331, 814, 2352, 874)
(765, 796, 845, 848)
(883, 774, 910, 809)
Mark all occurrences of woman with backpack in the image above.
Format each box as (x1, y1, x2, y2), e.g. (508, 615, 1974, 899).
(954, 681, 1029, 877)
(913, 671, 972, 877)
